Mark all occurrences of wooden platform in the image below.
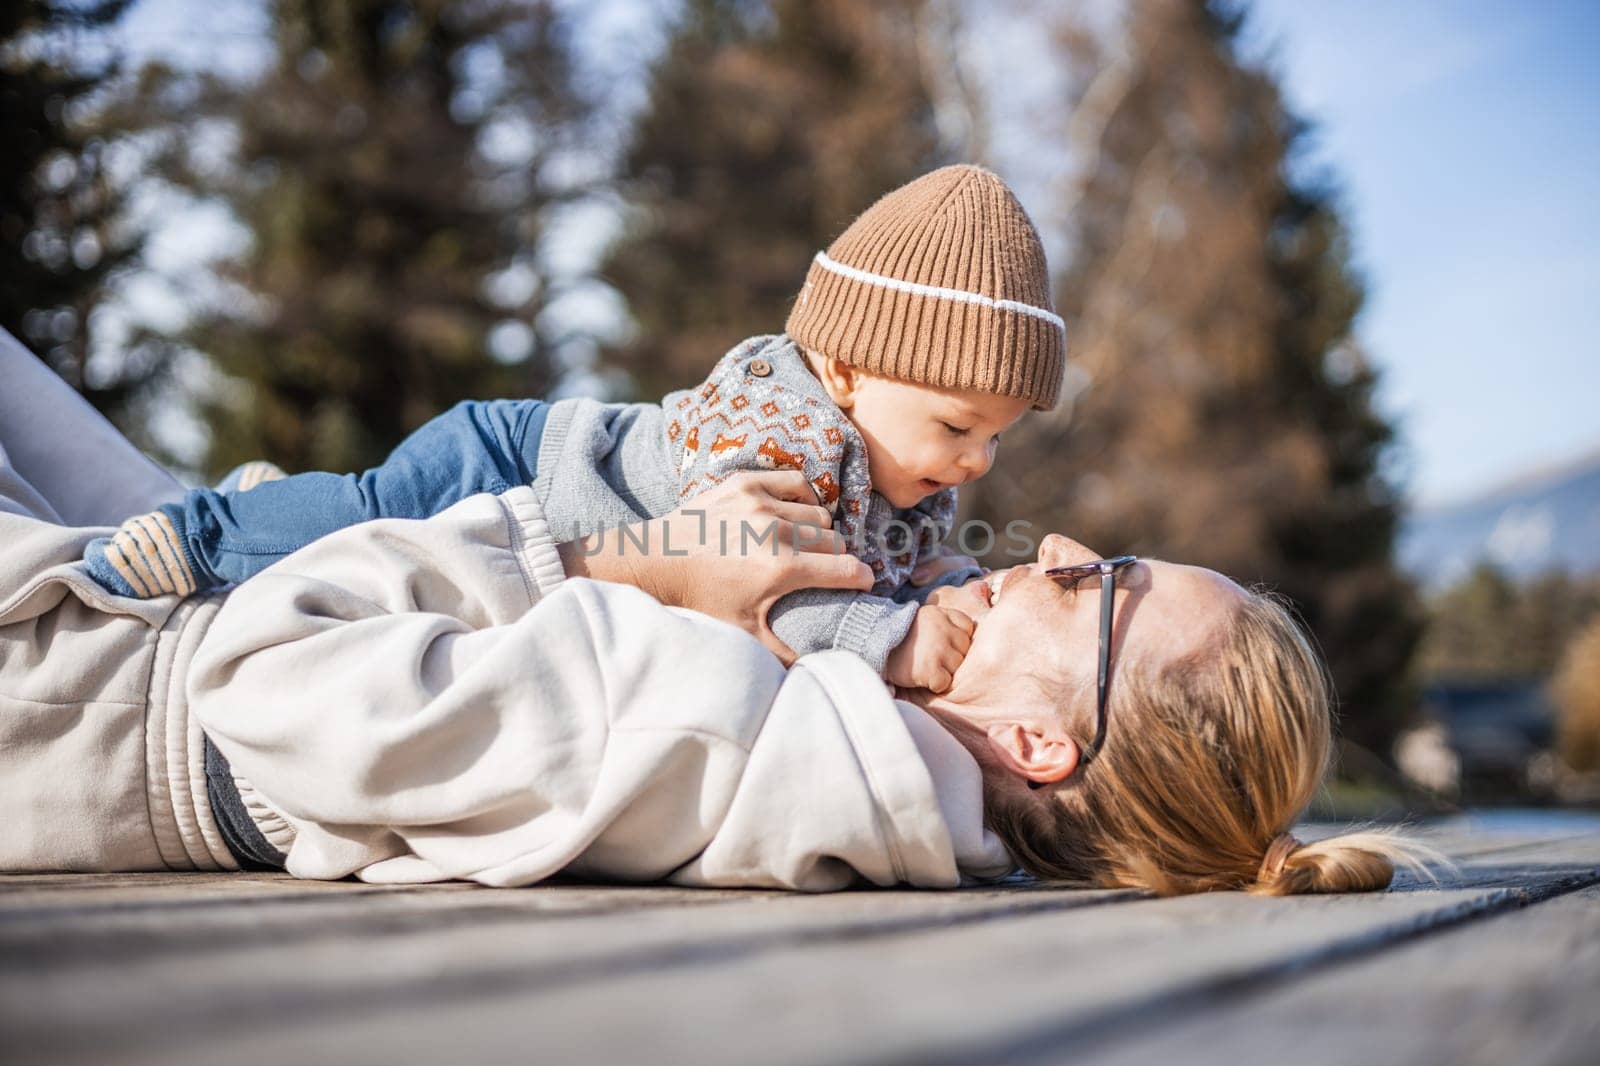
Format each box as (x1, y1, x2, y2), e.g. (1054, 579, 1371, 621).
(4, 812, 1598, 1066)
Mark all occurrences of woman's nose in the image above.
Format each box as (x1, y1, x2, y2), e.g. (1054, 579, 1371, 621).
(1038, 533, 1101, 570)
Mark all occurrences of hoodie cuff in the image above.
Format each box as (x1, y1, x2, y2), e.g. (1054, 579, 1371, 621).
(833, 596, 919, 674)
(499, 487, 567, 601)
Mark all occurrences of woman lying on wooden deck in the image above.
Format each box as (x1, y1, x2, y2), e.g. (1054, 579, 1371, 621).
(1, 328, 1418, 897)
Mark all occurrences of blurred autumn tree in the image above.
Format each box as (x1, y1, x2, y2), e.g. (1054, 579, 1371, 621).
(1, 0, 148, 420)
(599, 0, 948, 401)
(1415, 563, 1600, 682)
(135, 0, 594, 477)
(1553, 618, 1600, 773)
(970, 0, 1421, 754)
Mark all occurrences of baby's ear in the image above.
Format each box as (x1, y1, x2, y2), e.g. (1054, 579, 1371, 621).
(808, 352, 860, 408)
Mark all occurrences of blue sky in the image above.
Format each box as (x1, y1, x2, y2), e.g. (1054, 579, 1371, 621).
(115, 0, 1599, 505)
(1244, 0, 1600, 504)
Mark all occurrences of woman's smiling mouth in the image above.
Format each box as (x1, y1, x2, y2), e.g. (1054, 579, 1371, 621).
(985, 567, 1022, 606)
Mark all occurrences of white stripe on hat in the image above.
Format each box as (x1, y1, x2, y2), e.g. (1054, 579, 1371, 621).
(813, 251, 1066, 334)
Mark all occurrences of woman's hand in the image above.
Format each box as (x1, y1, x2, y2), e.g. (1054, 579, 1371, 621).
(558, 471, 873, 664)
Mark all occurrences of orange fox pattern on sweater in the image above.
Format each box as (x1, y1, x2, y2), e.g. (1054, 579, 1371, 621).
(755, 437, 806, 471)
(810, 471, 840, 508)
(670, 338, 851, 514)
(664, 334, 956, 596)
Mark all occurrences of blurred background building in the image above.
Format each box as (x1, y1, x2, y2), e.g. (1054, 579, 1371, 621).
(5, 0, 1597, 810)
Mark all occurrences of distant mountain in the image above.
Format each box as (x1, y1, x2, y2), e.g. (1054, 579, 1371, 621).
(1401, 450, 1600, 588)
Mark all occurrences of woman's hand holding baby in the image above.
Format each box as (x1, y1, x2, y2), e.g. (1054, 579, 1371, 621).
(886, 604, 976, 693)
(560, 471, 873, 665)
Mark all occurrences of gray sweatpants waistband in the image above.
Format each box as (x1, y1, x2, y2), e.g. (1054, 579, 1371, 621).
(204, 737, 286, 871)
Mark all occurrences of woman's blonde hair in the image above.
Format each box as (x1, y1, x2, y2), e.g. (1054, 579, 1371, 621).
(989, 589, 1427, 896)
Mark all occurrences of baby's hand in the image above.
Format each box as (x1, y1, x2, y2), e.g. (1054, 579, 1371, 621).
(885, 604, 976, 693)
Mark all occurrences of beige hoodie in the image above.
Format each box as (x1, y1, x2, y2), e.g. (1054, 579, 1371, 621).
(189, 488, 1015, 890)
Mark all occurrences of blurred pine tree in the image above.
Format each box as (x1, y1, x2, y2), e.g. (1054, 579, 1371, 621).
(1416, 563, 1600, 682)
(0, 1, 145, 419)
(974, 0, 1422, 756)
(138, 0, 594, 476)
(599, 0, 947, 401)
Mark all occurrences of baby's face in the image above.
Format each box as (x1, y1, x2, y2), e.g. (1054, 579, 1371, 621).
(845, 374, 1030, 509)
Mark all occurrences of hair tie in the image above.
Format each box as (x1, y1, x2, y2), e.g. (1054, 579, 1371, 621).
(1257, 832, 1302, 883)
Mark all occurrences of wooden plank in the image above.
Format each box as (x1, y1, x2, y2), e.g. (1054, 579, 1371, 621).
(4, 832, 1594, 1066)
(0, 880, 1137, 981)
(0, 875, 766, 929)
(0, 883, 1139, 1061)
(0, 872, 461, 916)
(1079, 884, 1600, 1066)
(9, 884, 1095, 982)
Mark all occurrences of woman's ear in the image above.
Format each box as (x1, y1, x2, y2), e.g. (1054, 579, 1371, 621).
(807, 352, 860, 409)
(984, 722, 1081, 786)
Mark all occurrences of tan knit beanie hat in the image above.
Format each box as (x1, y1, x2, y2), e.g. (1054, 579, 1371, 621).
(786, 164, 1065, 410)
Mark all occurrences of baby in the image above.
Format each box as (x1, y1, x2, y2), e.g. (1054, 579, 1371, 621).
(83, 164, 1066, 691)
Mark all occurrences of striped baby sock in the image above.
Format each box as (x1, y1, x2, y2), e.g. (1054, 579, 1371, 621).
(84, 505, 199, 598)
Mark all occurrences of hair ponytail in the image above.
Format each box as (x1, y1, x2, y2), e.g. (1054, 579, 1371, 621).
(1250, 830, 1432, 896)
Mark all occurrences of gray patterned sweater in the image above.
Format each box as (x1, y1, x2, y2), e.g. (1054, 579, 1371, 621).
(532, 334, 976, 673)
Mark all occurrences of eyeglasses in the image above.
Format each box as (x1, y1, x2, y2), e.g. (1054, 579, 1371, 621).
(1043, 554, 1138, 764)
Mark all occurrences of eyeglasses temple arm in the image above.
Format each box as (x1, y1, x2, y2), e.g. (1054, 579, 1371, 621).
(1094, 568, 1115, 750)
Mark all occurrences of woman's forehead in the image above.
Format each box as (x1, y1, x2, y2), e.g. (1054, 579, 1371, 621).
(1121, 560, 1243, 659)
